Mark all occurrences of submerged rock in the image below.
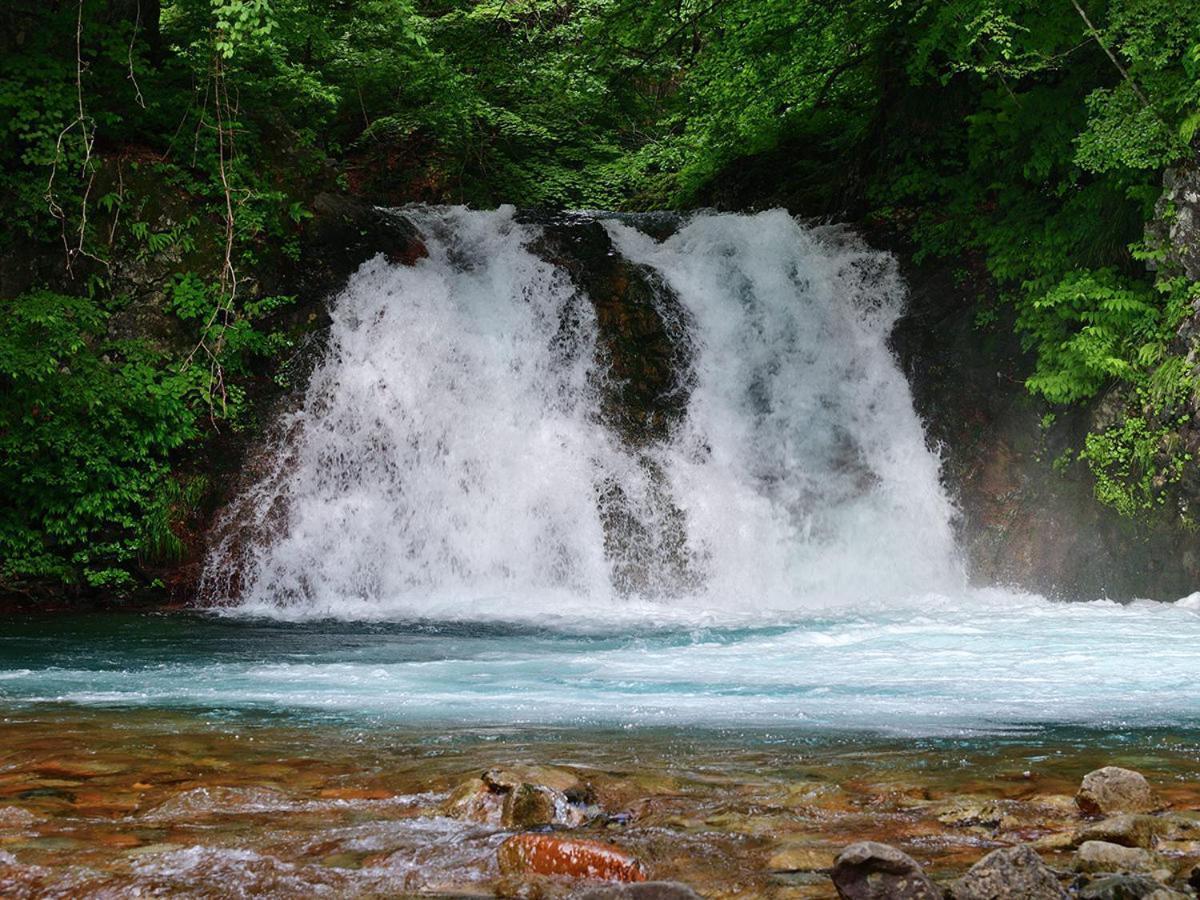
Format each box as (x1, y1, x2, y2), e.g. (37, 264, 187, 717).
(1077, 768, 1163, 817)
(497, 833, 647, 882)
(573, 883, 701, 899)
(0, 807, 43, 828)
(502, 782, 585, 829)
(768, 843, 837, 872)
(935, 797, 1007, 828)
(830, 841, 939, 899)
(439, 776, 504, 825)
(951, 845, 1067, 899)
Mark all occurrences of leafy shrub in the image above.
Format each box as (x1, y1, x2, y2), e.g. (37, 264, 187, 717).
(0, 291, 201, 590)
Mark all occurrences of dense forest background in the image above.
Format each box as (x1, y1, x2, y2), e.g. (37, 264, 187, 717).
(2, 0, 1199, 599)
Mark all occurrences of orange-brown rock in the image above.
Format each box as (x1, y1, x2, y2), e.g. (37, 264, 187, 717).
(497, 833, 647, 882)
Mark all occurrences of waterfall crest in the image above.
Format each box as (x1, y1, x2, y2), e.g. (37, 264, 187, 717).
(202, 206, 963, 620)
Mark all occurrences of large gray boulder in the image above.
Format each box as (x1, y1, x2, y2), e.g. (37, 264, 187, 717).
(1076, 768, 1162, 817)
(831, 841, 940, 900)
(951, 845, 1067, 899)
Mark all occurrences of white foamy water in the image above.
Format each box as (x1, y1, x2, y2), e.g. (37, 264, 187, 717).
(203, 206, 962, 618)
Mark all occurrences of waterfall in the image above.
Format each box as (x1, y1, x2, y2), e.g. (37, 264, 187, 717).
(202, 206, 964, 620)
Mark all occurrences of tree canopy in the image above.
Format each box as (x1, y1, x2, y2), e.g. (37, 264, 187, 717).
(2, 0, 1198, 595)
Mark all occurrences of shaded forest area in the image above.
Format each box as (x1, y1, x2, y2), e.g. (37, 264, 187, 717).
(2, 0, 1198, 599)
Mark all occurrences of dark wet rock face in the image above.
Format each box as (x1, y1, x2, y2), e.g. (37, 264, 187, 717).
(529, 214, 693, 449)
(1149, 163, 1200, 282)
(831, 841, 940, 900)
(530, 214, 700, 597)
(301, 194, 427, 302)
(1147, 161, 1200, 514)
(890, 158, 1200, 601)
(888, 243, 1198, 600)
(951, 845, 1067, 899)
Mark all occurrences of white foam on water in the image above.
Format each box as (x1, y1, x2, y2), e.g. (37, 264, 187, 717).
(202, 206, 964, 619)
(2, 592, 1199, 733)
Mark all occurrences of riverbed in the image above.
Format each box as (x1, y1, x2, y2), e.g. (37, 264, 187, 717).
(2, 610, 1200, 897)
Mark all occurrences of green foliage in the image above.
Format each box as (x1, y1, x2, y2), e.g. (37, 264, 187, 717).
(1019, 270, 1156, 403)
(1081, 412, 1192, 518)
(0, 292, 201, 589)
(0, 278, 293, 592)
(3, 0, 1200, 597)
(212, 0, 276, 59)
(140, 475, 210, 564)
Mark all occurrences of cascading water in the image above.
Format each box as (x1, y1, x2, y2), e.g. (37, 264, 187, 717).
(6, 205, 1195, 735)
(202, 206, 964, 619)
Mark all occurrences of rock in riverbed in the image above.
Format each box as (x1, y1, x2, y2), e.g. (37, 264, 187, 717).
(769, 842, 837, 872)
(951, 845, 1067, 899)
(1077, 873, 1187, 899)
(498, 833, 647, 881)
(441, 766, 592, 827)
(1075, 840, 1164, 876)
(1077, 768, 1163, 817)
(440, 777, 504, 824)
(484, 765, 589, 798)
(1076, 815, 1169, 849)
(935, 796, 1006, 828)
(503, 781, 584, 828)
(831, 841, 940, 899)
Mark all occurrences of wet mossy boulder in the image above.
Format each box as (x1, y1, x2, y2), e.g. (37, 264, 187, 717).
(831, 841, 939, 900)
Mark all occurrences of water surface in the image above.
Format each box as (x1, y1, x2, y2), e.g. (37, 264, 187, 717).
(3, 600, 1199, 735)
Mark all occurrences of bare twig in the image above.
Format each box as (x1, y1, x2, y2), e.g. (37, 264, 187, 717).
(46, 0, 105, 275)
(183, 50, 243, 425)
(127, 0, 147, 109)
(1069, 0, 1150, 108)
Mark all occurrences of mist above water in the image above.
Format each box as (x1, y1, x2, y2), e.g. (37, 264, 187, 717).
(203, 206, 963, 620)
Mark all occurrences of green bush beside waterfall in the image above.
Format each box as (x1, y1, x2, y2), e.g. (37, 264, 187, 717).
(1, 0, 1198, 597)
